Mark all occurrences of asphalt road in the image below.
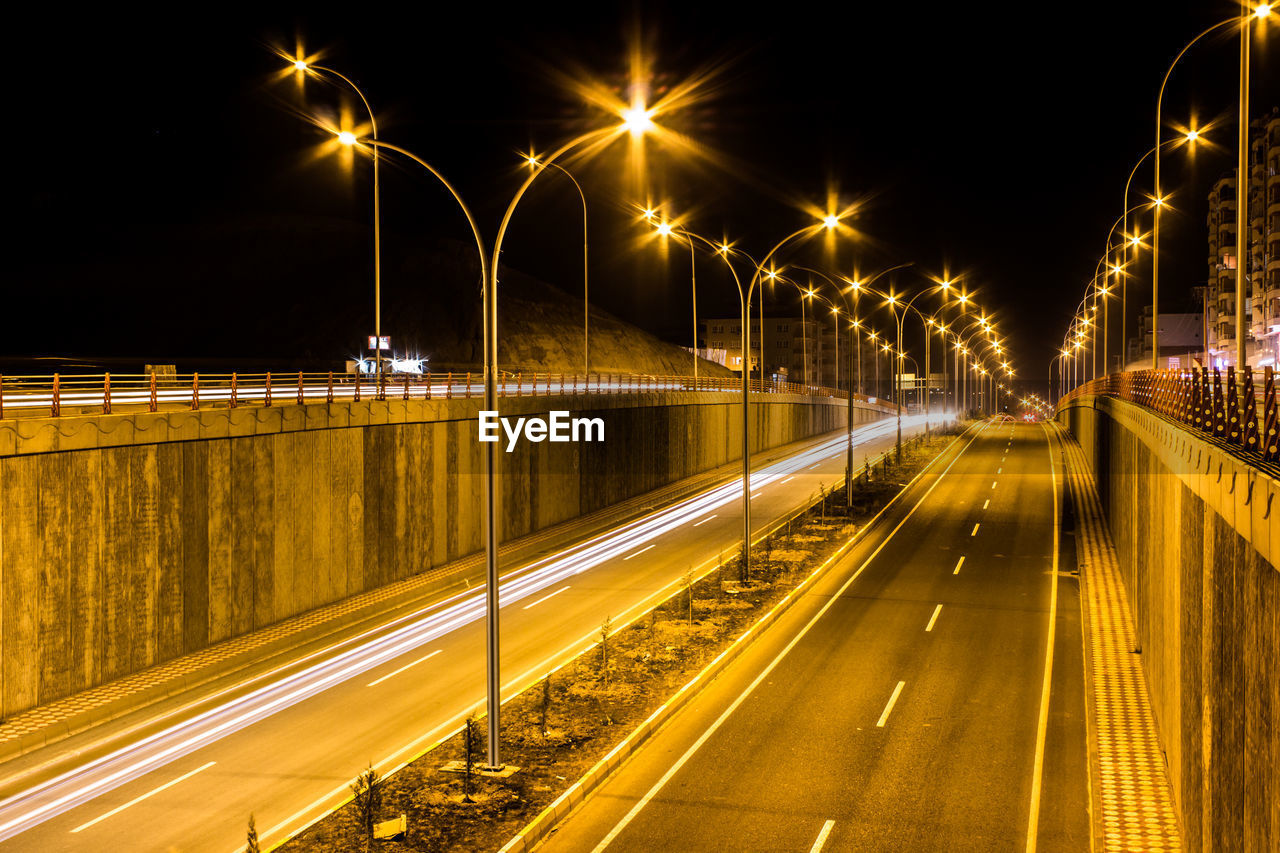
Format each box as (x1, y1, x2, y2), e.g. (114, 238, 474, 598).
(0, 414, 938, 852)
(539, 421, 1090, 853)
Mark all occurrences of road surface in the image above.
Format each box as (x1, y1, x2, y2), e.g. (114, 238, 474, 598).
(539, 421, 1090, 853)
(0, 414, 939, 851)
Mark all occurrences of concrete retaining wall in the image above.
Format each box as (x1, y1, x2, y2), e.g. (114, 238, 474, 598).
(1059, 396, 1278, 851)
(0, 392, 886, 719)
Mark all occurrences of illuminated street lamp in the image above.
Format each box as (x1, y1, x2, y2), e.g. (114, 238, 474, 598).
(292, 60, 387, 378)
(528, 157, 591, 376)
(1150, 7, 1271, 368)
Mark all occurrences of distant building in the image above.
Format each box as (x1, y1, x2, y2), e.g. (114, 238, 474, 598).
(701, 316, 826, 383)
(1203, 106, 1280, 367)
(1125, 305, 1204, 370)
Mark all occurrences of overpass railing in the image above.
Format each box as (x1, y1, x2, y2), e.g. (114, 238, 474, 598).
(1057, 366, 1279, 463)
(0, 370, 901, 421)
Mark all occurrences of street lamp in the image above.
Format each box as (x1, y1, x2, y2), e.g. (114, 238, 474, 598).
(645, 209, 703, 384)
(528, 157, 590, 377)
(1150, 8, 1270, 368)
(292, 60, 386, 378)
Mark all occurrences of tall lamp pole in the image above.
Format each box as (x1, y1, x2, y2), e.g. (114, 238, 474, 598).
(295, 61, 385, 378)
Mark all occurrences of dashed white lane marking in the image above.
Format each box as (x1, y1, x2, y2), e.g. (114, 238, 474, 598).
(925, 605, 943, 632)
(72, 761, 216, 833)
(983, 499, 990, 510)
(876, 681, 906, 727)
(367, 649, 443, 687)
(623, 544, 656, 561)
(971, 523, 980, 537)
(809, 820, 836, 853)
(693, 514, 717, 527)
(750, 491, 762, 500)
(953, 556, 965, 574)
(997, 467, 1002, 474)
(991, 481, 998, 489)
(781, 476, 795, 484)
(808, 464, 821, 470)
(522, 586, 571, 611)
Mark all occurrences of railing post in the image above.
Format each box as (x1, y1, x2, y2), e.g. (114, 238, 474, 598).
(296, 371, 304, 406)
(149, 371, 157, 412)
(446, 372, 453, 400)
(1241, 369, 1260, 454)
(353, 370, 360, 403)
(0, 373, 4, 420)
(191, 372, 200, 411)
(377, 369, 386, 402)
(231, 372, 239, 408)
(326, 371, 333, 403)
(102, 373, 111, 415)
(52, 373, 60, 417)
(426, 372, 433, 400)
(1200, 368, 1213, 434)
(465, 372, 472, 399)
(1226, 366, 1242, 445)
(1212, 369, 1226, 439)
(264, 372, 272, 407)
(403, 373, 410, 401)
(516, 372, 522, 397)
(1263, 366, 1278, 462)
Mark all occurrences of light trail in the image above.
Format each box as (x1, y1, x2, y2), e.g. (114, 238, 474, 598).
(0, 414, 937, 841)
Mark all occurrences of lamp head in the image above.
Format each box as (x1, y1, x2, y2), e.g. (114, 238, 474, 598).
(337, 131, 358, 146)
(293, 60, 309, 72)
(1255, 4, 1271, 20)
(621, 106, 655, 136)
(656, 221, 672, 236)
(822, 214, 839, 230)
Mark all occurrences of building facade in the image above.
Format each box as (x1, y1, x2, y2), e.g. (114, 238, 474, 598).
(1204, 107, 1280, 367)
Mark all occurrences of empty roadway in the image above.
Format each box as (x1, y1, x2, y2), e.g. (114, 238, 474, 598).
(539, 421, 1090, 853)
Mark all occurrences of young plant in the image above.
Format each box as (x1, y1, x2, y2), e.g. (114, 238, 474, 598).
(245, 814, 260, 853)
(599, 616, 612, 687)
(349, 764, 383, 851)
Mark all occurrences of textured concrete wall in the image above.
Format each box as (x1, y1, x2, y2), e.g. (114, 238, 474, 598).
(0, 392, 886, 719)
(1059, 397, 1278, 852)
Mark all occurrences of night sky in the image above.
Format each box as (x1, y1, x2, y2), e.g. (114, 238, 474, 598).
(10, 1, 1278, 396)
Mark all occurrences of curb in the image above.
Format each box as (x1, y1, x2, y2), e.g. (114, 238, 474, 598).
(498, 425, 973, 853)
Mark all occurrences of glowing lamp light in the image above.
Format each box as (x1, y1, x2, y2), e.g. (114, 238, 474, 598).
(337, 131, 358, 146)
(641, 208, 655, 220)
(1185, 129, 1199, 142)
(621, 106, 654, 136)
(656, 222, 672, 236)
(293, 60, 309, 72)
(526, 155, 539, 167)
(1255, 4, 1271, 19)
(822, 215, 839, 230)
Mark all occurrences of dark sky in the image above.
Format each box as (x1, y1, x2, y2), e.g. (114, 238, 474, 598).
(9, 1, 1277, 395)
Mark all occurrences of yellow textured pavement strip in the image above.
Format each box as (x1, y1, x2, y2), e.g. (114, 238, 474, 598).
(1061, 434, 1182, 851)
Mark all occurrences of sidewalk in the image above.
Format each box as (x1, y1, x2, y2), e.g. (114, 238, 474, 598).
(1057, 425, 1183, 851)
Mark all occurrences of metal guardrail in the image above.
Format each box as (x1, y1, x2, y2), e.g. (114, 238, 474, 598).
(1057, 366, 1280, 463)
(0, 370, 901, 421)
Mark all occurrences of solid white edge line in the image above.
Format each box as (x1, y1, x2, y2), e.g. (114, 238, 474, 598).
(71, 761, 216, 833)
(1024, 423, 1060, 853)
(366, 650, 444, 688)
(521, 586, 571, 611)
(809, 819, 836, 853)
(622, 544, 656, 561)
(586, 422, 991, 853)
(953, 555, 965, 575)
(875, 681, 906, 727)
(925, 604, 943, 632)
(692, 515, 717, 527)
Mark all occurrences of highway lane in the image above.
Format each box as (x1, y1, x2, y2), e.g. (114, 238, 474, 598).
(0, 413, 941, 851)
(540, 421, 1089, 852)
